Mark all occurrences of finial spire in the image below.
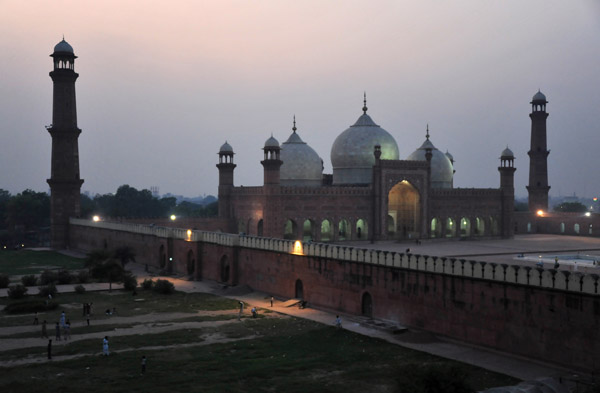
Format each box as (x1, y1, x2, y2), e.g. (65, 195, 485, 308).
(62, 34, 65, 41)
(426, 124, 430, 140)
(362, 92, 368, 114)
(292, 115, 297, 133)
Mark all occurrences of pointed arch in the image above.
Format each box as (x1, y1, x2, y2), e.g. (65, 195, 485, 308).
(387, 180, 420, 239)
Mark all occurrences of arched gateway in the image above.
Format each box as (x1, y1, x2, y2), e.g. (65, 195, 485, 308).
(387, 180, 420, 239)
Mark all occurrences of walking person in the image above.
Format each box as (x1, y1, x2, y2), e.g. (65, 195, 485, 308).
(335, 315, 342, 329)
(60, 311, 66, 328)
(47, 339, 52, 360)
(102, 336, 109, 356)
(270, 296, 274, 307)
(55, 322, 61, 341)
(41, 320, 48, 338)
(141, 355, 147, 375)
(64, 320, 71, 340)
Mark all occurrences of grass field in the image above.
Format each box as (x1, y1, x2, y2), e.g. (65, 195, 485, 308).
(0, 290, 520, 393)
(0, 250, 85, 276)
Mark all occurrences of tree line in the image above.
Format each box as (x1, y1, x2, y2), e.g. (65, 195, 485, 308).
(0, 185, 217, 247)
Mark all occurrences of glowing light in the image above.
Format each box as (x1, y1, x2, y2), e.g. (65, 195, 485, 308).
(585, 212, 591, 217)
(292, 240, 304, 255)
(594, 197, 598, 202)
(186, 229, 192, 241)
(92, 215, 100, 222)
(537, 210, 544, 217)
(170, 215, 176, 221)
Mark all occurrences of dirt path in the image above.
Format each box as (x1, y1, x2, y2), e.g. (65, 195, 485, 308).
(0, 333, 259, 368)
(0, 310, 281, 354)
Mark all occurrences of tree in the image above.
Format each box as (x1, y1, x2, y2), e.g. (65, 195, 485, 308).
(0, 189, 10, 230)
(5, 190, 50, 230)
(553, 202, 588, 213)
(113, 246, 136, 268)
(85, 249, 111, 271)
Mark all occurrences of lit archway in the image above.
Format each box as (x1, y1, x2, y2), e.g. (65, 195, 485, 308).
(303, 220, 314, 242)
(460, 217, 471, 237)
(388, 181, 420, 239)
(475, 217, 485, 236)
(338, 219, 349, 240)
(284, 219, 297, 240)
(490, 217, 499, 236)
(445, 218, 456, 238)
(430, 218, 441, 238)
(321, 219, 333, 242)
(574, 223, 580, 234)
(560, 223, 565, 233)
(356, 219, 368, 240)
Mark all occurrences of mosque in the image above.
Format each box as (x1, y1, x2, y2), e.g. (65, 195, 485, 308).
(217, 96, 522, 242)
(47, 38, 557, 247)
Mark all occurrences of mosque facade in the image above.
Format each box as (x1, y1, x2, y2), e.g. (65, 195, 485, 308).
(217, 97, 520, 242)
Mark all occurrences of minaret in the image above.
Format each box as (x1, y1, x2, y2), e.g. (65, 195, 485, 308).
(499, 147, 516, 238)
(261, 133, 282, 186)
(47, 38, 84, 249)
(527, 90, 550, 212)
(216, 142, 236, 219)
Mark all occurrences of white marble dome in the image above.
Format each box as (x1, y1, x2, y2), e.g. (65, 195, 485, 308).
(501, 146, 514, 158)
(331, 108, 399, 185)
(219, 141, 233, 154)
(280, 128, 323, 187)
(406, 133, 454, 189)
(54, 39, 74, 54)
(532, 90, 547, 103)
(264, 135, 280, 148)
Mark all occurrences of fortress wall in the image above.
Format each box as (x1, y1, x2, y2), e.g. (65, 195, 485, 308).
(70, 219, 600, 371)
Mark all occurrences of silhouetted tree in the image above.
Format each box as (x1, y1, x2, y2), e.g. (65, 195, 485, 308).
(553, 202, 588, 213)
(113, 246, 136, 268)
(6, 190, 50, 230)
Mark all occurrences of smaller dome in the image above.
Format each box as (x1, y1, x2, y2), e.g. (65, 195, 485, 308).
(264, 135, 279, 148)
(219, 141, 233, 154)
(445, 150, 454, 162)
(54, 39, 74, 54)
(531, 90, 547, 103)
(501, 146, 514, 158)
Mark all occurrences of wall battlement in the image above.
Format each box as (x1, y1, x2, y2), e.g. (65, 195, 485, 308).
(71, 218, 599, 295)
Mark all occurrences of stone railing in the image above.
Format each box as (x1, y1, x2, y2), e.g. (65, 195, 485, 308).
(71, 218, 600, 295)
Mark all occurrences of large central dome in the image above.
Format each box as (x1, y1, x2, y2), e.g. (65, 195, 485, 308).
(331, 102, 399, 185)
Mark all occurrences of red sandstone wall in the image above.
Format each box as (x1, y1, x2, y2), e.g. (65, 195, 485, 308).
(70, 224, 600, 372)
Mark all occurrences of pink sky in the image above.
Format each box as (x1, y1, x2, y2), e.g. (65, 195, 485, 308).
(1, 1, 599, 199)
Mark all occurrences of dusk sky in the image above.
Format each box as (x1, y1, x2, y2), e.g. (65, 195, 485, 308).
(1, 1, 599, 199)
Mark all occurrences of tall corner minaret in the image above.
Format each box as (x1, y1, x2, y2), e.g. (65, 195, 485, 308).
(216, 141, 236, 219)
(499, 147, 516, 238)
(526, 90, 550, 212)
(47, 38, 84, 249)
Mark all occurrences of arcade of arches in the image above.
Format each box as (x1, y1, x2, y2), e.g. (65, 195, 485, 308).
(282, 217, 369, 242)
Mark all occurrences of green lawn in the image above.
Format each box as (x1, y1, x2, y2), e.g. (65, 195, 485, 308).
(0, 250, 85, 276)
(0, 316, 519, 393)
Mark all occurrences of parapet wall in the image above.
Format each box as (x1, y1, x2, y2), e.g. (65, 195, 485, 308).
(69, 218, 600, 371)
